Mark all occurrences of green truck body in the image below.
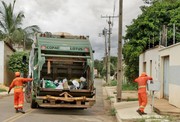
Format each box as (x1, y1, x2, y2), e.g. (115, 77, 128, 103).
(28, 33, 95, 109)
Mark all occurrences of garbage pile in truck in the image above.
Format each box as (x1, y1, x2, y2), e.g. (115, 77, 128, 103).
(41, 77, 87, 90)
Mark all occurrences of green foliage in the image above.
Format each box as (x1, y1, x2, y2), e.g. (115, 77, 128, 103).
(123, 1, 180, 82)
(0, 88, 7, 92)
(94, 59, 104, 76)
(0, 0, 40, 48)
(8, 52, 29, 74)
(110, 56, 117, 75)
(94, 56, 118, 77)
(122, 82, 138, 91)
(126, 97, 138, 101)
(109, 108, 117, 116)
(106, 96, 114, 100)
(110, 80, 117, 86)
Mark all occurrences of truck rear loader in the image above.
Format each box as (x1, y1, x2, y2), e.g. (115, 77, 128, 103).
(26, 32, 95, 109)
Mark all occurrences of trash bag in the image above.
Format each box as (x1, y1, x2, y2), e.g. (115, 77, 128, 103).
(56, 83, 63, 89)
(80, 77, 86, 82)
(45, 80, 56, 89)
(54, 79, 59, 86)
(79, 81, 87, 89)
(72, 80, 80, 89)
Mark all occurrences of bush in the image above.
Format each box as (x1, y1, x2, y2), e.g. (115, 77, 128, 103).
(8, 52, 29, 74)
(0, 88, 7, 92)
(105, 80, 138, 91)
(109, 108, 117, 116)
(122, 82, 137, 91)
(110, 80, 117, 86)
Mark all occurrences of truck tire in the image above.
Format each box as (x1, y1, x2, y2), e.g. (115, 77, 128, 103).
(31, 98, 37, 109)
(25, 86, 31, 103)
(25, 82, 32, 103)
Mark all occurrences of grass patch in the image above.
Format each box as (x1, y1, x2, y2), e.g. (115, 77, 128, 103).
(109, 108, 117, 116)
(106, 96, 114, 100)
(102, 80, 117, 86)
(126, 97, 138, 101)
(0, 88, 7, 92)
(110, 80, 117, 86)
(163, 115, 180, 121)
(104, 80, 138, 91)
(122, 83, 137, 91)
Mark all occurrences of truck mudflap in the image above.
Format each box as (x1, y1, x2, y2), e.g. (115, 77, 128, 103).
(36, 92, 96, 108)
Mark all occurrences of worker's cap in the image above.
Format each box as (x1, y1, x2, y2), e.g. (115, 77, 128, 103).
(15, 72, 20, 77)
(141, 72, 147, 77)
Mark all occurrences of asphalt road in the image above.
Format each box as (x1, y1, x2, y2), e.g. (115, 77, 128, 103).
(0, 79, 116, 122)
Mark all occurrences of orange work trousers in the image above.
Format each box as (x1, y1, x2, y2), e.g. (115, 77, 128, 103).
(14, 90, 24, 109)
(138, 92, 147, 112)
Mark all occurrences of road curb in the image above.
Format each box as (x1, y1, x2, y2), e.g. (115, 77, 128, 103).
(0, 92, 14, 98)
(104, 86, 121, 122)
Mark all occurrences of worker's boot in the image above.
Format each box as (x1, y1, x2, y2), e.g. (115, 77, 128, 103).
(141, 112, 147, 115)
(136, 109, 147, 115)
(18, 108, 25, 114)
(15, 109, 19, 113)
(136, 109, 142, 115)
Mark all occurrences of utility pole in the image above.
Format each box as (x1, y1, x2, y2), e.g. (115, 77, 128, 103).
(117, 0, 123, 102)
(102, 28, 108, 83)
(101, 15, 118, 84)
(173, 23, 176, 44)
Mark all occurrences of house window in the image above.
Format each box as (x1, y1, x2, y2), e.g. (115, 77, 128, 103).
(150, 60, 152, 76)
(143, 62, 146, 72)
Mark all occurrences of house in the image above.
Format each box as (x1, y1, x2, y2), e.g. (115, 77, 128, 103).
(139, 43, 180, 108)
(0, 41, 15, 86)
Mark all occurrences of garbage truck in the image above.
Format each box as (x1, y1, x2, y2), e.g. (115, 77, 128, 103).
(26, 32, 95, 109)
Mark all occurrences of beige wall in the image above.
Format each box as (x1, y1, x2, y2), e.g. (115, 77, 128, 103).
(0, 42, 4, 84)
(4, 43, 14, 86)
(159, 43, 180, 108)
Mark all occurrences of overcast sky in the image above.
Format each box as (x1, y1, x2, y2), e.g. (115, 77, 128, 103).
(2, 0, 145, 60)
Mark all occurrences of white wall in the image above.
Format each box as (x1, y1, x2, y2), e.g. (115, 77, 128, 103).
(140, 43, 180, 108)
(139, 47, 159, 80)
(0, 41, 4, 84)
(139, 46, 161, 98)
(159, 43, 180, 108)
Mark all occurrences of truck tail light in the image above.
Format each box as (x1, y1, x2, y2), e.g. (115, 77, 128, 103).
(41, 45, 46, 50)
(84, 48, 89, 52)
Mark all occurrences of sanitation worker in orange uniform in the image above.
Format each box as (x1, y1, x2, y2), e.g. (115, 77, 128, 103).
(8, 72, 33, 114)
(134, 72, 153, 115)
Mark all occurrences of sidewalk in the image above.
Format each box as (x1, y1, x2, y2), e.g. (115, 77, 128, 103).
(0, 84, 14, 98)
(0, 90, 14, 98)
(105, 86, 180, 122)
(153, 98, 180, 116)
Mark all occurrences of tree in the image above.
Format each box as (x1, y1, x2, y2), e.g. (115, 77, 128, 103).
(123, 0, 180, 82)
(94, 57, 118, 77)
(0, 0, 40, 48)
(94, 59, 104, 76)
(8, 52, 29, 74)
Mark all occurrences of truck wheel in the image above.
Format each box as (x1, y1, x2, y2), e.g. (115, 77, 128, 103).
(25, 83, 31, 103)
(31, 99, 37, 108)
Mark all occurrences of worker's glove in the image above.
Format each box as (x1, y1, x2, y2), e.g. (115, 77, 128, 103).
(8, 89, 11, 94)
(150, 80, 153, 84)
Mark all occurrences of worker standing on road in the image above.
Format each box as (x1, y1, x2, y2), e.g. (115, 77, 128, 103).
(8, 72, 33, 114)
(134, 72, 153, 115)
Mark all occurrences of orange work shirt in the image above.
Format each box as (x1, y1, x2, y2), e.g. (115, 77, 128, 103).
(134, 76, 152, 93)
(9, 77, 33, 92)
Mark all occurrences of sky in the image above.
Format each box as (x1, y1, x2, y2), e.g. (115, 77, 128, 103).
(2, 0, 145, 60)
